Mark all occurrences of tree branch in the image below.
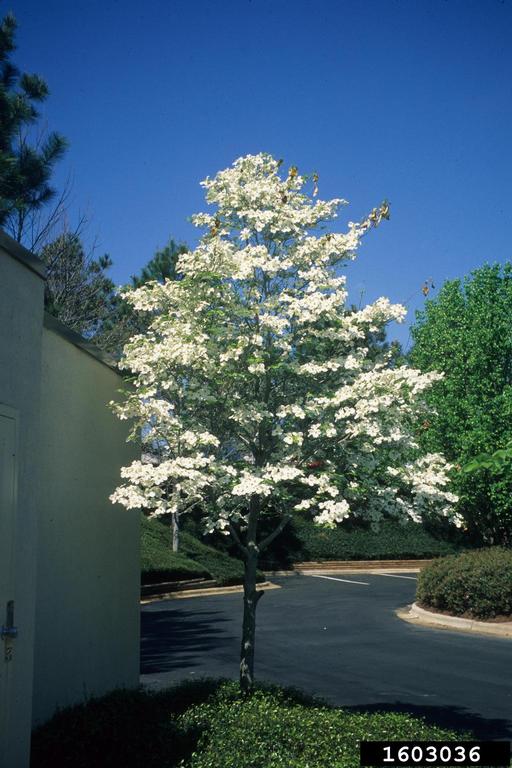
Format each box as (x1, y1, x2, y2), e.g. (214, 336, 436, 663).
(258, 514, 292, 553)
(229, 521, 248, 557)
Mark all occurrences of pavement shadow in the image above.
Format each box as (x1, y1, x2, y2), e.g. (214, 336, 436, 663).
(342, 701, 512, 740)
(140, 606, 236, 674)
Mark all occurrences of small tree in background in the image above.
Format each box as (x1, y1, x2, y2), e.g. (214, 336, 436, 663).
(410, 263, 512, 545)
(42, 232, 189, 366)
(41, 231, 118, 337)
(111, 153, 460, 694)
(0, 11, 68, 248)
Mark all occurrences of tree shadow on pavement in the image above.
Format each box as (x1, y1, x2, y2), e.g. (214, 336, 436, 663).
(343, 701, 512, 740)
(140, 606, 236, 674)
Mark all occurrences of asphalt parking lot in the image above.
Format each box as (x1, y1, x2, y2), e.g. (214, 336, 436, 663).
(140, 573, 512, 738)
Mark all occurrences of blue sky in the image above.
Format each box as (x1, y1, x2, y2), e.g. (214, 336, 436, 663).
(9, 0, 512, 347)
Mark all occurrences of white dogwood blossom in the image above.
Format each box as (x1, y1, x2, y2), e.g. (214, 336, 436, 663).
(112, 153, 458, 540)
(111, 152, 460, 693)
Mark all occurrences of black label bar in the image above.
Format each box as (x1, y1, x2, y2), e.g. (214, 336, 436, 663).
(360, 741, 511, 767)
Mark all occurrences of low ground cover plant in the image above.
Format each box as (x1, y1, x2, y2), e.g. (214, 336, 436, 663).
(177, 684, 461, 768)
(31, 680, 461, 768)
(416, 548, 512, 619)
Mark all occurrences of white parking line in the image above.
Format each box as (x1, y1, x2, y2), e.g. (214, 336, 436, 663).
(307, 574, 370, 586)
(376, 573, 417, 581)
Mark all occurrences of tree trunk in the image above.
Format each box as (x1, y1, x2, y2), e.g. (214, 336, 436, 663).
(240, 549, 262, 696)
(239, 496, 262, 696)
(171, 510, 179, 552)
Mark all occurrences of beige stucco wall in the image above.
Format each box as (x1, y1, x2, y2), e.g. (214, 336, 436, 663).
(32, 323, 140, 725)
(0, 239, 45, 768)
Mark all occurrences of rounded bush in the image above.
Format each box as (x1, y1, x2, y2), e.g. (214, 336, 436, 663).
(416, 548, 512, 620)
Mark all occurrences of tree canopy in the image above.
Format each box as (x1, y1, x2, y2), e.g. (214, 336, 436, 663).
(410, 262, 512, 545)
(111, 153, 459, 692)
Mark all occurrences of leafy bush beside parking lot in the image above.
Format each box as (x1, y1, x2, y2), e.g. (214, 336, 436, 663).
(416, 547, 512, 619)
(31, 679, 462, 768)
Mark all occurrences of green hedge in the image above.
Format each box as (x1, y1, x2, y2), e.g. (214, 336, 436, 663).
(31, 680, 462, 768)
(260, 517, 462, 568)
(416, 547, 512, 619)
(141, 516, 262, 586)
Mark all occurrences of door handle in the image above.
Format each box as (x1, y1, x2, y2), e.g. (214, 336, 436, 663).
(1, 600, 18, 640)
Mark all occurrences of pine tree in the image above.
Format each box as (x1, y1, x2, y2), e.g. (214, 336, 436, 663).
(131, 238, 188, 287)
(0, 12, 67, 245)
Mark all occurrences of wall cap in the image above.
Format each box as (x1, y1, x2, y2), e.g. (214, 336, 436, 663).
(43, 312, 121, 373)
(0, 228, 124, 374)
(0, 229, 46, 279)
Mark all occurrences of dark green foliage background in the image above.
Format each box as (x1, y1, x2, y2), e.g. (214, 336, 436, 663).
(282, 517, 461, 564)
(417, 548, 512, 619)
(184, 513, 463, 570)
(409, 263, 512, 545)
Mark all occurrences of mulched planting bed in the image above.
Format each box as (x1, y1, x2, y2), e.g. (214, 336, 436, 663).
(417, 602, 512, 623)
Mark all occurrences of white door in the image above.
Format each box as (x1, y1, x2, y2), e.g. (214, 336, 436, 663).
(0, 405, 18, 762)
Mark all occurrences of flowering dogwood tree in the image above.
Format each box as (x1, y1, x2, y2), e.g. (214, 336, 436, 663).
(111, 154, 460, 694)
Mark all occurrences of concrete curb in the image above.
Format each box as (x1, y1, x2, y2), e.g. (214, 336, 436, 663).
(265, 561, 429, 577)
(140, 580, 280, 604)
(398, 602, 512, 638)
(298, 568, 422, 575)
(141, 578, 217, 597)
(293, 559, 433, 572)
